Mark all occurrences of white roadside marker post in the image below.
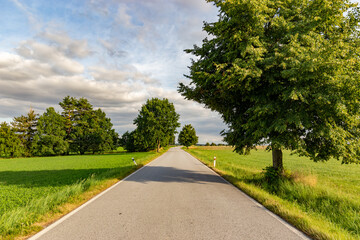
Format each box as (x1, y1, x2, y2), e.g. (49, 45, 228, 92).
(213, 156, 216, 167)
(132, 157, 137, 165)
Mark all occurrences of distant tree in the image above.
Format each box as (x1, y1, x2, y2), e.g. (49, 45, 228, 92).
(88, 109, 118, 154)
(0, 122, 24, 157)
(120, 130, 137, 152)
(210, 142, 217, 146)
(134, 98, 180, 152)
(205, 142, 210, 146)
(179, 0, 360, 170)
(178, 124, 198, 148)
(59, 96, 76, 140)
(12, 109, 38, 156)
(169, 135, 176, 145)
(34, 107, 69, 156)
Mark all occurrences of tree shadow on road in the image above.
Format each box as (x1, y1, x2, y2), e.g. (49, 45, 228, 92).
(125, 166, 227, 184)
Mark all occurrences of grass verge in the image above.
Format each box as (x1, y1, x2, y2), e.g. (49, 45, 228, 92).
(0, 147, 169, 239)
(185, 146, 360, 240)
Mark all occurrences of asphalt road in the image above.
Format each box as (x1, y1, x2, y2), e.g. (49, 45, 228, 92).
(30, 147, 309, 240)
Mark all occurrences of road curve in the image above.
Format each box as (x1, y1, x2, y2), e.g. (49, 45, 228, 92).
(30, 147, 309, 240)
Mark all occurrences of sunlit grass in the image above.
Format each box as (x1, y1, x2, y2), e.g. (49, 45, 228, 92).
(0, 149, 165, 239)
(186, 146, 360, 240)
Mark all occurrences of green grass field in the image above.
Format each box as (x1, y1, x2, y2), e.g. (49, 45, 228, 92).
(0, 150, 163, 239)
(186, 146, 360, 240)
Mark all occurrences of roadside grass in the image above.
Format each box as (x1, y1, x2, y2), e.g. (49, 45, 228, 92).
(0, 148, 167, 239)
(185, 146, 360, 240)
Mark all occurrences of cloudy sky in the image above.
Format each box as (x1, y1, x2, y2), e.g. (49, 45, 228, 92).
(0, 0, 229, 144)
(2, 0, 360, 144)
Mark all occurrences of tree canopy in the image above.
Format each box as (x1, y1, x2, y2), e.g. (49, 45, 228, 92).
(178, 124, 198, 148)
(0, 122, 23, 157)
(59, 96, 118, 155)
(134, 98, 180, 152)
(12, 109, 38, 157)
(34, 107, 68, 156)
(179, 0, 360, 169)
(121, 98, 180, 152)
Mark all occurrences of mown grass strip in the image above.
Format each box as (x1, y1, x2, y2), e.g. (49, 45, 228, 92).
(185, 146, 360, 240)
(0, 148, 169, 240)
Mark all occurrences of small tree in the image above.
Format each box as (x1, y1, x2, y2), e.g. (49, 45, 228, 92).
(134, 98, 180, 152)
(179, 0, 360, 170)
(178, 124, 198, 148)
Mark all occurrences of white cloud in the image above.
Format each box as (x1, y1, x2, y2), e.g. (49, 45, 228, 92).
(0, 0, 227, 143)
(16, 40, 84, 75)
(39, 30, 93, 59)
(89, 65, 158, 84)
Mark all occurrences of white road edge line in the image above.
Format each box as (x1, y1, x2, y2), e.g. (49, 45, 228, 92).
(182, 149, 310, 240)
(28, 153, 165, 240)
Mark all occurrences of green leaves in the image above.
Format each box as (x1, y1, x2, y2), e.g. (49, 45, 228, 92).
(35, 107, 68, 156)
(178, 124, 198, 148)
(180, 0, 360, 164)
(59, 96, 118, 155)
(123, 98, 180, 152)
(0, 122, 23, 157)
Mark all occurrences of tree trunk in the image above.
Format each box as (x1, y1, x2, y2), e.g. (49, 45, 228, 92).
(272, 148, 283, 171)
(157, 139, 160, 153)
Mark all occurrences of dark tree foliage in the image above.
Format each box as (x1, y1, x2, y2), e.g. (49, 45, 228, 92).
(120, 131, 137, 152)
(179, 0, 360, 169)
(88, 109, 119, 154)
(0, 122, 24, 157)
(34, 107, 69, 156)
(59, 96, 117, 155)
(12, 109, 38, 157)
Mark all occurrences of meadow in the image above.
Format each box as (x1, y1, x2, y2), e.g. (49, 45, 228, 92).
(186, 146, 360, 240)
(0, 149, 164, 239)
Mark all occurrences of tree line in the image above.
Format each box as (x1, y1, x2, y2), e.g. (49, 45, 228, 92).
(0, 96, 118, 157)
(0, 96, 200, 158)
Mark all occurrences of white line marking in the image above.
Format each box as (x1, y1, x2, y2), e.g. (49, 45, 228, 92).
(28, 153, 165, 240)
(182, 149, 310, 240)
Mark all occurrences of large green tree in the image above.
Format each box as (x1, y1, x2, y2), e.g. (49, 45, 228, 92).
(178, 124, 198, 148)
(88, 109, 119, 154)
(34, 107, 69, 156)
(59, 96, 117, 154)
(0, 122, 24, 157)
(12, 109, 38, 156)
(179, 0, 360, 170)
(134, 98, 180, 152)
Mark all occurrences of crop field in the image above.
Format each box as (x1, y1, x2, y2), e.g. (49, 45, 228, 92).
(186, 146, 360, 240)
(0, 150, 162, 239)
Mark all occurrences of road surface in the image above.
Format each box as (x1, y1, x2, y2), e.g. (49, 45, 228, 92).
(30, 147, 309, 240)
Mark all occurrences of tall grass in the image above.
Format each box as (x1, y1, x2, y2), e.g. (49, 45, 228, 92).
(186, 146, 360, 240)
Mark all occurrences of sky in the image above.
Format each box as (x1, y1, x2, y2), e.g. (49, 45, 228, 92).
(0, 0, 228, 144)
(1, 0, 360, 144)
